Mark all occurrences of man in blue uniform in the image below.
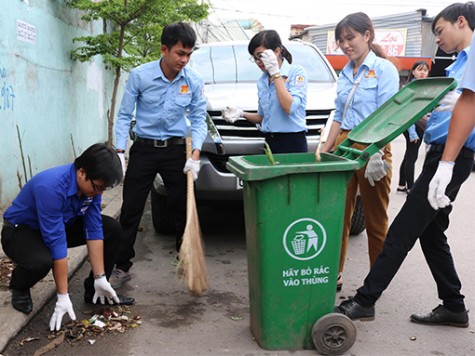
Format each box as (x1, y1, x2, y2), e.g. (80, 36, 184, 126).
(429, 30, 475, 207)
(335, 2, 475, 327)
(1, 143, 134, 331)
(112, 22, 207, 288)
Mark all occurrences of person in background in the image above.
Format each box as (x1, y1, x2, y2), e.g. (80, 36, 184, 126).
(1, 143, 134, 331)
(222, 29, 308, 154)
(320, 12, 400, 292)
(335, 2, 475, 328)
(111, 22, 207, 288)
(397, 60, 430, 194)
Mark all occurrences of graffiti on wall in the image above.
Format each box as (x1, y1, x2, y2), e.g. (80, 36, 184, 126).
(0, 67, 16, 112)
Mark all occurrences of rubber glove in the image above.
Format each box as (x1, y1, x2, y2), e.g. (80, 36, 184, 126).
(260, 49, 280, 76)
(49, 293, 76, 331)
(427, 161, 454, 210)
(222, 106, 243, 123)
(364, 151, 390, 186)
(183, 158, 201, 180)
(117, 152, 126, 178)
(93, 276, 120, 305)
(434, 90, 461, 112)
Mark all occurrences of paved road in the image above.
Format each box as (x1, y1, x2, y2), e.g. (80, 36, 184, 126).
(3, 136, 475, 355)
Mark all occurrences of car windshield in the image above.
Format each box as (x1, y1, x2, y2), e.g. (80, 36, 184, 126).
(189, 42, 335, 84)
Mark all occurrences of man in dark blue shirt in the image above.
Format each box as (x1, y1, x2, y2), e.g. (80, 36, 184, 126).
(2, 143, 134, 331)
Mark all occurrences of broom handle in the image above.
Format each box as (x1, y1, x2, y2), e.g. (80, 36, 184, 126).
(185, 137, 192, 160)
(185, 137, 194, 217)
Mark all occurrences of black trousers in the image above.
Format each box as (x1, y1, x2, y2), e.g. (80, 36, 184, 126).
(1, 215, 121, 296)
(354, 148, 473, 312)
(398, 126, 424, 189)
(116, 141, 187, 272)
(263, 131, 308, 154)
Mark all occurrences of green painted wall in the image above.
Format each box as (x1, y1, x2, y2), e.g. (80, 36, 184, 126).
(0, 0, 122, 207)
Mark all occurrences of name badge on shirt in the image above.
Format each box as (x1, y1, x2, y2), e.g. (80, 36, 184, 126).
(366, 70, 377, 78)
(78, 197, 94, 216)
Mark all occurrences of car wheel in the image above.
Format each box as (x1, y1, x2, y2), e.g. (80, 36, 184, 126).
(349, 195, 365, 236)
(150, 189, 176, 234)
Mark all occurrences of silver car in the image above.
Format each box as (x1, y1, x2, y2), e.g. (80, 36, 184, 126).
(151, 40, 365, 235)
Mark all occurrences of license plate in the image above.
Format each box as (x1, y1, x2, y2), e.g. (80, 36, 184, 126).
(236, 178, 244, 190)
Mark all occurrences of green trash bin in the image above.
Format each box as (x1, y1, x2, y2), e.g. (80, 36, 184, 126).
(226, 78, 457, 353)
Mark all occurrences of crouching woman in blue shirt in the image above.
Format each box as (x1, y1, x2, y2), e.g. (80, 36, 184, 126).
(223, 30, 308, 153)
(1, 143, 134, 331)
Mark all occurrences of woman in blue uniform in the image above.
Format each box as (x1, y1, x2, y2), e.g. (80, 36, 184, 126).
(320, 12, 400, 291)
(222, 30, 308, 153)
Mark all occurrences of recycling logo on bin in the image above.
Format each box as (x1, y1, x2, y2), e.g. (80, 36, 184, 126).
(283, 218, 327, 260)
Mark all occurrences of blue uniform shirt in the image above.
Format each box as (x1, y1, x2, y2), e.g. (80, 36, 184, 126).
(424, 45, 475, 150)
(334, 50, 400, 130)
(257, 60, 307, 133)
(3, 164, 103, 260)
(461, 34, 475, 93)
(115, 59, 207, 151)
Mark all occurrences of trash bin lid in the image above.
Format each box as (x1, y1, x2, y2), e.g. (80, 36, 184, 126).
(227, 152, 360, 181)
(334, 77, 457, 162)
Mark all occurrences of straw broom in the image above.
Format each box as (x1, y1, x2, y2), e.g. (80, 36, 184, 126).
(177, 137, 208, 296)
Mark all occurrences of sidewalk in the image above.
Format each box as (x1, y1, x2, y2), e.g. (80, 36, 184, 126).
(0, 184, 123, 351)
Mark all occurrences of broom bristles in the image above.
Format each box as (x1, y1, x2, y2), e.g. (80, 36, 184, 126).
(177, 169, 208, 296)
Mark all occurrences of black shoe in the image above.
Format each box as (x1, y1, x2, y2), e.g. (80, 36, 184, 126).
(397, 187, 408, 194)
(12, 289, 33, 314)
(410, 305, 469, 328)
(84, 293, 135, 306)
(334, 298, 375, 321)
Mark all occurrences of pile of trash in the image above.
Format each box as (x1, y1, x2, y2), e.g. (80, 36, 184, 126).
(0, 257, 14, 288)
(21, 306, 141, 355)
(62, 305, 141, 343)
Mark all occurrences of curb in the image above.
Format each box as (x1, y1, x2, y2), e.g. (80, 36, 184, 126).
(0, 186, 122, 352)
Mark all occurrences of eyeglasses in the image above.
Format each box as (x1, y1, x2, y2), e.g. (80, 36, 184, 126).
(90, 179, 112, 192)
(249, 53, 264, 63)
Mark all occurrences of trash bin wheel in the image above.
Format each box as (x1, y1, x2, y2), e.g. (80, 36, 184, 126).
(312, 313, 356, 355)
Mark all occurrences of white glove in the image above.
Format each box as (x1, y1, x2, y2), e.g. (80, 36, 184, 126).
(183, 158, 201, 180)
(93, 276, 120, 305)
(260, 49, 280, 76)
(49, 293, 76, 331)
(434, 90, 461, 112)
(427, 161, 454, 210)
(364, 151, 390, 186)
(222, 106, 243, 123)
(117, 152, 126, 177)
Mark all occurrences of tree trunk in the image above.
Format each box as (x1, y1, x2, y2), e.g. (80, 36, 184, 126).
(108, 66, 121, 147)
(107, 22, 126, 147)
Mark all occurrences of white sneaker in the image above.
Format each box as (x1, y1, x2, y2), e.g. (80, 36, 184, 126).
(109, 268, 131, 289)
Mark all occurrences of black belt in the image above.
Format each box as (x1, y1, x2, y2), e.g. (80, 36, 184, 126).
(263, 131, 306, 138)
(135, 136, 185, 148)
(428, 144, 474, 159)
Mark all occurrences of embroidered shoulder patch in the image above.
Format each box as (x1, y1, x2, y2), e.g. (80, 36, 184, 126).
(295, 75, 305, 86)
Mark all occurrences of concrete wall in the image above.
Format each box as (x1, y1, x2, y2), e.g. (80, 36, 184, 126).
(0, 0, 121, 208)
